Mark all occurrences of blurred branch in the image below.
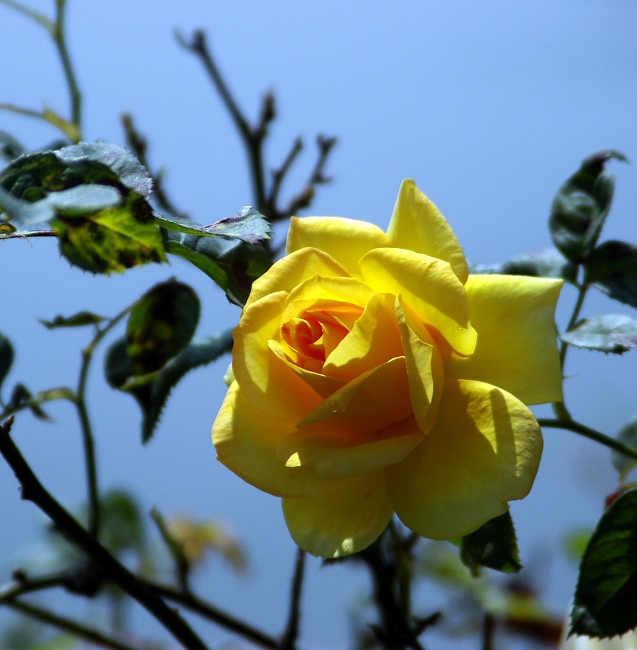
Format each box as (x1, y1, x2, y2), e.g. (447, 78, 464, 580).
(142, 579, 278, 649)
(6, 598, 140, 650)
(54, 0, 82, 133)
(0, 415, 210, 650)
(121, 113, 188, 220)
(538, 418, 637, 461)
(0, 0, 53, 33)
(278, 548, 305, 650)
(176, 29, 337, 240)
(0, 229, 57, 240)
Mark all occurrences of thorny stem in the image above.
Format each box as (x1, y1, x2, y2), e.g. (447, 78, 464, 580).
(54, 0, 82, 136)
(538, 418, 637, 462)
(6, 599, 140, 650)
(279, 548, 306, 650)
(0, 416, 210, 650)
(0, 229, 57, 240)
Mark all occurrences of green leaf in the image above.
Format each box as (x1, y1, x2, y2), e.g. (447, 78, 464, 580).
(0, 143, 166, 273)
(6, 383, 50, 420)
(586, 241, 637, 309)
(571, 489, 637, 638)
(563, 529, 594, 564)
(549, 151, 627, 263)
(460, 510, 522, 575)
(105, 330, 233, 443)
(156, 206, 270, 245)
(0, 130, 25, 162)
(472, 247, 577, 282)
(39, 311, 106, 329)
(561, 314, 637, 354)
(613, 415, 637, 478)
(0, 332, 14, 392)
(126, 280, 200, 375)
(166, 231, 272, 306)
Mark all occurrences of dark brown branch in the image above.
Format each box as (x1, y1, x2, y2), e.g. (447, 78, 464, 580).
(278, 548, 306, 650)
(7, 598, 140, 650)
(141, 579, 278, 649)
(0, 416, 209, 650)
(268, 137, 303, 214)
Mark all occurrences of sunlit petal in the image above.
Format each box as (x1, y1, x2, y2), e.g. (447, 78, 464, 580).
(287, 216, 390, 277)
(388, 379, 543, 540)
(213, 383, 328, 498)
(233, 291, 322, 421)
(387, 179, 469, 284)
(359, 248, 477, 356)
(446, 274, 563, 405)
(282, 471, 393, 557)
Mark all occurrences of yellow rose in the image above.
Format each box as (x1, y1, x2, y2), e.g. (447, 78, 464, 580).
(212, 180, 563, 558)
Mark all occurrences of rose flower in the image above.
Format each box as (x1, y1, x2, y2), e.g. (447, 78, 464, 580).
(212, 180, 563, 558)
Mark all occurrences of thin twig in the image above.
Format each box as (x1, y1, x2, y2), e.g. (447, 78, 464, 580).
(0, 416, 209, 650)
(7, 599, 140, 650)
(538, 418, 637, 461)
(141, 578, 278, 649)
(151, 508, 192, 593)
(268, 137, 303, 213)
(0, 229, 57, 240)
(481, 612, 496, 650)
(0, 571, 71, 604)
(0, 0, 53, 34)
(54, 0, 82, 136)
(279, 548, 306, 650)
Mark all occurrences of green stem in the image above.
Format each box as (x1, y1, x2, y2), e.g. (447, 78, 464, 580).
(54, 0, 82, 138)
(76, 306, 132, 539)
(0, 0, 53, 33)
(559, 282, 588, 370)
(7, 599, 140, 650)
(538, 418, 637, 462)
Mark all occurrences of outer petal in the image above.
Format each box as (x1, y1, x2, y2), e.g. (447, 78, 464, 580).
(245, 248, 349, 309)
(212, 383, 328, 498)
(233, 291, 322, 421)
(359, 248, 477, 356)
(446, 274, 563, 405)
(387, 179, 469, 284)
(287, 216, 390, 277)
(388, 379, 543, 540)
(282, 471, 393, 557)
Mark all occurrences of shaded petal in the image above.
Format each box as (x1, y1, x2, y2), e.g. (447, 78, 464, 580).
(278, 416, 423, 479)
(245, 247, 349, 309)
(233, 291, 322, 421)
(388, 379, 543, 540)
(446, 274, 563, 405)
(359, 248, 477, 356)
(212, 383, 328, 498)
(323, 292, 403, 381)
(287, 216, 390, 277)
(282, 471, 393, 557)
(396, 299, 444, 435)
(387, 179, 469, 284)
(295, 357, 412, 436)
(269, 340, 346, 398)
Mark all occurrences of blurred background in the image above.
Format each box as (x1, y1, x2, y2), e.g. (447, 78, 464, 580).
(1, 1, 636, 648)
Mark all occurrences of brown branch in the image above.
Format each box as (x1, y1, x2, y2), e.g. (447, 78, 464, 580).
(0, 416, 209, 650)
(278, 548, 306, 650)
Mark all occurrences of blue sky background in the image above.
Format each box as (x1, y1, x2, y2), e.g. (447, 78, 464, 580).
(1, 1, 637, 648)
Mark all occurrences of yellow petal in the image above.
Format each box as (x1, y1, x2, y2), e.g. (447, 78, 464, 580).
(296, 357, 413, 436)
(233, 291, 322, 421)
(388, 379, 543, 540)
(446, 274, 563, 405)
(387, 179, 469, 284)
(323, 292, 403, 381)
(285, 274, 374, 310)
(278, 417, 423, 479)
(287, 216, 390, 277)
(396, 299, 444, 435)
(282, 471, 393, 557)
(245, 247, 349, 309)
(212, 383, 327, 498)
(359, 248, 477, 356)
(269, 340, 347, 398)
